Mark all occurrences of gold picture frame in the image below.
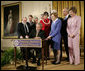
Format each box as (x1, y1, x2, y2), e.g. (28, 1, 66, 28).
(1, 2, 22, 39)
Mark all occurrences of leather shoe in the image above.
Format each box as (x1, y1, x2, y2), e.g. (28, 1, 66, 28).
(37, 59, 41, 66)
(51, 60, 56, 64)
(64, 58, 69, 62)
(52, 61, 61, 65)
(32, 58, 36, 63)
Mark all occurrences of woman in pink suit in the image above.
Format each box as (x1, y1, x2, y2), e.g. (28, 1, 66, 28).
(67, 7, 81, 65)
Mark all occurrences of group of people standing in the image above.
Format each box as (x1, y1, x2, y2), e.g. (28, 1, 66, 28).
(17, 6, 81, 66)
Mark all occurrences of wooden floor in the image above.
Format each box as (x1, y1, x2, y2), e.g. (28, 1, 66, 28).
(1, 51, 84, 70)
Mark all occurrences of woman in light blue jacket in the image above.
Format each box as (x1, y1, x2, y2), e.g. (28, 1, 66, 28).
(46, 11, 62, 64)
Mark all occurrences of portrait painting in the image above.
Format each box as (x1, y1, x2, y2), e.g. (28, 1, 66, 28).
(1, 2, 22, 38)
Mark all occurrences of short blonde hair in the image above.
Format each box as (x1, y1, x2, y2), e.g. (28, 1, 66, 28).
(21, 17, 27, 21)
(51, 10, 57, 13)
(51, 10, 58, 18)
(51, 12, 58, 18)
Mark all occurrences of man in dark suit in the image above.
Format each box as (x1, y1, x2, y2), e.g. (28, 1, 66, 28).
(60, 8, 71, 61)
(17, 17, 30, 39)
(28, 15, 36, 33)
(29, 23, 46, 66)
(17, 17, 30, 60)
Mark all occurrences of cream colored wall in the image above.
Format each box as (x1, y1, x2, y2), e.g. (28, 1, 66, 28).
(1, 1, 52, 50)
(1, 1, 52, 21)
(22, 1, 52, 21)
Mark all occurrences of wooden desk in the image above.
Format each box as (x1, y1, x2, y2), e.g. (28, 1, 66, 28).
(12, 39, 47, 70)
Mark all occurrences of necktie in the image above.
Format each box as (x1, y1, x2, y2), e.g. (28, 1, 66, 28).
(24, 25, 27, 34)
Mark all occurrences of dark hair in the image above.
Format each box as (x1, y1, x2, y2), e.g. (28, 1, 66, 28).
(28, 15, 33, 18)
(43, 11, 49, 17)
(69, 6, 77, 14)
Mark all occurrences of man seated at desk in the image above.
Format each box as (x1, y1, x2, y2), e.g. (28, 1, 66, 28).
(29, 23, 46, 66)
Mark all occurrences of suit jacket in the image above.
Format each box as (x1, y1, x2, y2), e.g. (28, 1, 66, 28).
(40, 18, 51, 37)
(60, 15, 71, 35)
(28, 22, 36, 33)
(49, 18, 62, 43)
(17, 22, 30, 38)
(29, 29, 46, 39)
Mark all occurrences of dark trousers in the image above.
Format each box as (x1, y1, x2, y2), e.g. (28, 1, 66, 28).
(45, 40, 50, 58)
(60, 34, 69, 60)
(20, 48, 36, 60)
(20, 48, 26, 60)
(36, 48, 41, 59)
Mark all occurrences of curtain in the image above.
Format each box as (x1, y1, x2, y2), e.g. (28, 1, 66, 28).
(52, 1, 84, 46)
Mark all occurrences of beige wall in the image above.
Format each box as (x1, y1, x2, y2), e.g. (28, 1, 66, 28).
(1, 1, 52, 21)
(1, 1, 52, 50)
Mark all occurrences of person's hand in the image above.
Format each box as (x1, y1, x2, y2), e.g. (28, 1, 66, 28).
(71, 34, 75, 38)
(69, 35, 72, 38)
(25, 35, 29, 38)
(45, 36, 51, 40)
(20, 36, 23, 39)
(70, 35, 75, 38)
(34, 37, 41, 39)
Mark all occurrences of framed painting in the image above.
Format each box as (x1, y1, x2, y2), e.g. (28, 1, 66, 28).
(1, 2, 22, 38)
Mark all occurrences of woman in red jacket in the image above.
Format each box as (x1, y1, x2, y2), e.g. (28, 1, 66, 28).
(40, 12, 51, 58)
(40, 12, 51, 38)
